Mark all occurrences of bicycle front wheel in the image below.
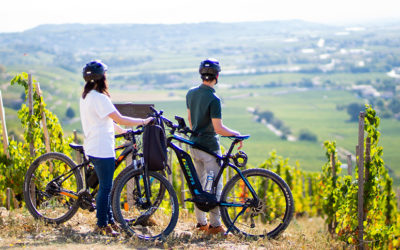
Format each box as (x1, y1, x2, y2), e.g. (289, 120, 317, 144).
(220, 168, 294, 238)
(23, 152, 83, 224)
(112, 169, 178, 240)
(111, 162, 167, 225)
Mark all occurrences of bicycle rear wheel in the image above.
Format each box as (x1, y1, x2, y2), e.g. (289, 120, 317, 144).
(220, 168, 294, 238)
(112, 169, 178, 240)
(23, 152, 83, 224)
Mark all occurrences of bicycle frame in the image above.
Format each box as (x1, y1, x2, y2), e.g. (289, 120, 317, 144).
(51, 133, 142, 200)
(166, 133, 259, 207)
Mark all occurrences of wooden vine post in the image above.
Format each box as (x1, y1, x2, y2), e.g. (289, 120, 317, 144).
(397, 188, 400, 210)
(357, 111, 365, 250)
(365, 137, 371, 191)
(347, 154, 352, 176)
(308, 176, 313, 196)
(35, 82, 51, 154)
(331, 151, 336, 186)
(28, 74, 34, 157)
(0, 90, 9, 158)
(73, 130, 81, 164)
(330, 150, 337, 232)
(6, 188, 11, 210)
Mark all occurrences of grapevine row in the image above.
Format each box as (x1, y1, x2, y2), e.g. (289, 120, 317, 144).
(0, 73, 399, 248)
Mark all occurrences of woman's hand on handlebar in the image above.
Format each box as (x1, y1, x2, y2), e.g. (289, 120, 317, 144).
(143, 117, 154, 126)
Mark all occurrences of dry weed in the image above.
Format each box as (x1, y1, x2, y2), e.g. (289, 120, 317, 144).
(0, 208, 346, 249)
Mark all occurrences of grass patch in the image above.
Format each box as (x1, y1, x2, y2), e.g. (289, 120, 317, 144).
(0, 208, 345, 249)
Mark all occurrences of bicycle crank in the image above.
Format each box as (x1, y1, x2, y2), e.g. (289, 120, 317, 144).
(77, 190, 96, 212)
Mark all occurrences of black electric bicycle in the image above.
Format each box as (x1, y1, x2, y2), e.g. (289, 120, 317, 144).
(23, 128, 147, 224)
(112, 108, 294, 240)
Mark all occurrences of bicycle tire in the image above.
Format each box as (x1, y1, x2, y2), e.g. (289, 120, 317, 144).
(23, 152, 83, 224)
(220, 168, 294, 238)
(112, 169, 178, 240)
(111, 162, 165, 223)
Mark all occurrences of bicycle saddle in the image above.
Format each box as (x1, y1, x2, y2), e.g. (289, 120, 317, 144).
(69, 143, 84, 153)
(222, 135, 250, 141)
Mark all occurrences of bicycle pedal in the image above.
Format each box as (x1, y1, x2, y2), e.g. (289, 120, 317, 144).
(89, 204, 96, 212)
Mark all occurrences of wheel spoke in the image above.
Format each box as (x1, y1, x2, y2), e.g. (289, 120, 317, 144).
(24, 153, 82, 224)
(220, 169, 293, 238)
(112, 171, 178, 239)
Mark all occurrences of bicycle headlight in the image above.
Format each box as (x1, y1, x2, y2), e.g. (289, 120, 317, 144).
(232, 151, 248, 168)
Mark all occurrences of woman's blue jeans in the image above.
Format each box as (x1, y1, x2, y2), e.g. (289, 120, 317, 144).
(89, 156, 115, 227)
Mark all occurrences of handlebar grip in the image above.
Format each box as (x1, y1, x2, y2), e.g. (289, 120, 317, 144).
(149, 106, 157, 113)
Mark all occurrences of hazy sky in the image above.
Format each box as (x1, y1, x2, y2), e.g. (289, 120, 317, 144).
(1, 0, 399, 33)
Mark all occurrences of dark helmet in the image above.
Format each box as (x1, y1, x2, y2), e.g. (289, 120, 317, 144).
(83, 60, 108, 82)
(199, 58, 221, 81)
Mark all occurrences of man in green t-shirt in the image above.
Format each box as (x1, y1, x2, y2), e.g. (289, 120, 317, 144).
(186, 58, 242, 234)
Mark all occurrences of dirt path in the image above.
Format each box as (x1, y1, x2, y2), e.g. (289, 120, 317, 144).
(0, 208, 344, 249)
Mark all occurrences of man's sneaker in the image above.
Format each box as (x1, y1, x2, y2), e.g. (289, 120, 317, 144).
(195, 223, 209, 231)
(207, 225, 225, 235)
(94, 225, 120, 237)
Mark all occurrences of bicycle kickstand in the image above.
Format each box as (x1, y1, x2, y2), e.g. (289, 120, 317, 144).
(225, 205, 249, 236)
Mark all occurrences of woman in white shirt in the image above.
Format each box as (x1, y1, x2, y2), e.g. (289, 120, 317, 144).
(80, 60, 152, 236)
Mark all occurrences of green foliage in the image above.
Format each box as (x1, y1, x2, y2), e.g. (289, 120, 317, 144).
(319, 141, 342, 232)
(259, 151, 322, 217)
(319, 105, 400, 248)
(0, 73, 72, 206)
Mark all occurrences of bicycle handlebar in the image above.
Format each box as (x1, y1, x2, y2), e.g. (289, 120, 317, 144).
(149, 107, 195, 136)
(115, 127, 144, 140)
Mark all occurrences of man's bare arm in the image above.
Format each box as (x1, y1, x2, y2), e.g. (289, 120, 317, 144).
(212, 118, 243, 149)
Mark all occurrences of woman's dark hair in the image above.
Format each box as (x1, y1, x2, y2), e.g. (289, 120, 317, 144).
(82, 75, 110, 99)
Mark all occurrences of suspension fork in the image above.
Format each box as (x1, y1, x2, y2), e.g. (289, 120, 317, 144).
(142, 165, 152, 208)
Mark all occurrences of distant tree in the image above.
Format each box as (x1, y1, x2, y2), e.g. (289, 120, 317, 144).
(66, 107, 75, 119)
(376, 99, 385, 109)
(298, 78, 313, 87)
(258, 111, 274, 122)
(380, 110, 392, 119)
(271, 119, 284, 129)
(389, 99, 400, 114)
(0, 64, 5, 74)
(298, 130, 318, 142)
(280, 126, 292, 135)
(347, 103, 365, 122)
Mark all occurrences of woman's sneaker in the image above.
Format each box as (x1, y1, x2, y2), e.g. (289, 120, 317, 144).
(94, 225, 120, 237)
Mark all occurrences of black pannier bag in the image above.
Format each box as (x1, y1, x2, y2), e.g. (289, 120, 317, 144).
(86, 165, 99, 188)
(142, 124, 168, 171)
